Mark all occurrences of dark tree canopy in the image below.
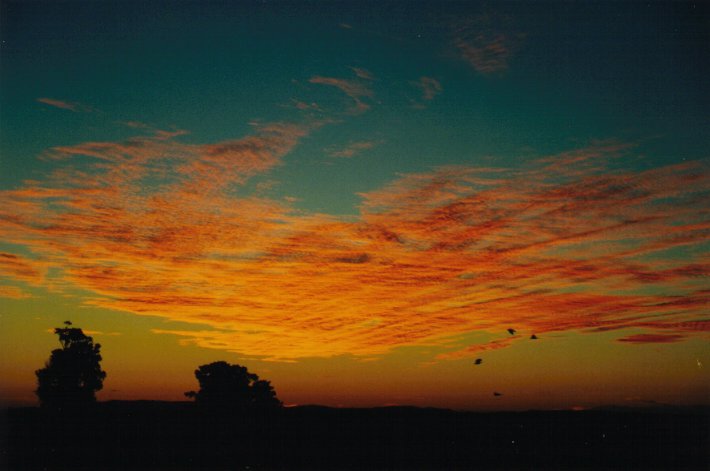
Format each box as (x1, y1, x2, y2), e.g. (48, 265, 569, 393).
(185, 361, 282, 409)
(35, 321, 106, 408)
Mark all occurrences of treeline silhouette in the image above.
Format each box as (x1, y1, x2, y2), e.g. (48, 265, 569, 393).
(34, 321, 106, 409)
(5, 323, 709, 469)
(33, 323, 279, 412)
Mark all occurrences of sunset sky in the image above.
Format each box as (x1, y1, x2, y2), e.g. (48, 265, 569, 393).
(1, 1, 708, 410)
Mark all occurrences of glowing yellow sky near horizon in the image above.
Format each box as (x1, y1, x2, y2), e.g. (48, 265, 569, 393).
(1, 305, 707, 409)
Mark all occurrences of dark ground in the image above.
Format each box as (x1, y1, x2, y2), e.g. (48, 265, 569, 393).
(3, 401, 708, 470)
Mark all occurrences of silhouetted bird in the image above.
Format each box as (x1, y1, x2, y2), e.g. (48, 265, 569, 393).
(493, 391, 503, 397)
(507, 328, 516, 335)
(530, 334, 538, 340)
(474, 358, 482, 365)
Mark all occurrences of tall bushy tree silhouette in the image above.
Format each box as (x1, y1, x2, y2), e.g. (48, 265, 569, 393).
(35, 321, 106, 408)
(185, 361, 281, 409)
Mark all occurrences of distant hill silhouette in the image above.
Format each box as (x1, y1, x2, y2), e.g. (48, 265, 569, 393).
(6, 401, 709, 469)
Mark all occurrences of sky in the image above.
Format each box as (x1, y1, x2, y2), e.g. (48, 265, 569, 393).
(0, 1, 708, 410)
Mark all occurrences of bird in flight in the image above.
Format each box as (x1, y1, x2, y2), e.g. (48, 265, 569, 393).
(493, 392, 503, 397)
(474, 358, 482, 365)
(507, 328, 516, 335)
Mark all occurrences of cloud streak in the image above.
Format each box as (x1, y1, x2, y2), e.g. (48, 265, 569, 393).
(1, 130, 708, 360)
(616, 333, 687, 344)
(37, 97, 92, 112)
(328, 140, 381, 158)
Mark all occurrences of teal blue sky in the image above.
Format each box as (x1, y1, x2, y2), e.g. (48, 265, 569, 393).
(2, 1, 708, 214)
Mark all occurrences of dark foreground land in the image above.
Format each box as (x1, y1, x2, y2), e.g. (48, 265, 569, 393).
(3, 402, 708, 470)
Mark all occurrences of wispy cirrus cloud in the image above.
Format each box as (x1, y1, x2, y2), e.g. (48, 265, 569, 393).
(309, 68, 374, 114)
(452, 12, 524, 75)
(1, 128, 708, 360)
(37, 97, 93, 113)
(328, 140, 382, 158)
(350, 67, 374, 81)
(410, 77, 442, 108)
(413, 77, 442, 101)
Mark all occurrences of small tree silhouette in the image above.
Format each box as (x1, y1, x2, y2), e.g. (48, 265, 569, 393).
(35, 321, 106, 408)
(185, 361, 281, 409)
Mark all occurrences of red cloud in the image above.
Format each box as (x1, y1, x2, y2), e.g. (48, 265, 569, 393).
(617, 334, 687, 344)
(1, 134, 708, 360)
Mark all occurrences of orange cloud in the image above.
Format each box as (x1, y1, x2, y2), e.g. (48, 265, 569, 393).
(1, 133, 708, 360)
(0, 252, 44, 284)
(0, 285, 32, 299)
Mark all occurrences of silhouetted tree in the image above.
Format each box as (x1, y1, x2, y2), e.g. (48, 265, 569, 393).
(35, 321, 106, 408)
(185, 361, 281, 409)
